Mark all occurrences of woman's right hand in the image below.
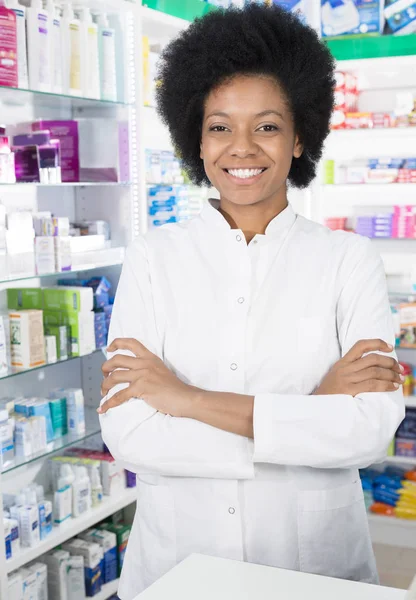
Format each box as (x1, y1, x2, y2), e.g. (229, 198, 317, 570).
(313, 339, 404, 396)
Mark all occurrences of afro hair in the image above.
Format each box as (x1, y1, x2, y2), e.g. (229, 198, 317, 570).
(156, 4, 335, 189)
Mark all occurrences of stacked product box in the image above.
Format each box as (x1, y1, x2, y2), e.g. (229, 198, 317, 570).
(321, 0, 385, 38)
(331, 71, 359, 130)
(323, 158, 416, 185)
(395, 408, 416, 458)
(147, 184, 191, 228)
(326, 206, 416, 239)
(57, 276, 113, 349)
(98, 521, 132, 576)
(145, 149, 184, 185)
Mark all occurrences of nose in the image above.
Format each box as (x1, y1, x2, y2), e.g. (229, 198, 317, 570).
(227, 128, 259, 158)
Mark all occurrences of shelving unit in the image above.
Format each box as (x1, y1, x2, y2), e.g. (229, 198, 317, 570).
(0, 1, 141, 597)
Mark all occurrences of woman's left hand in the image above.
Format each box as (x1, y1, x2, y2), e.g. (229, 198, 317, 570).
(98, 338, 196, 417)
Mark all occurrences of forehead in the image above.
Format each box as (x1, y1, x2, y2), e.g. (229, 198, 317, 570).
(204, 75, 289, 115)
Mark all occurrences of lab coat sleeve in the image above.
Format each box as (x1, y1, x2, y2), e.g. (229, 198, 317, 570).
(99, 238, 255, 479)
(253, 236, 405, 469)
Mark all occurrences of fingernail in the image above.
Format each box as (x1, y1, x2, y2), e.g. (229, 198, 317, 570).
(97, 407, 102, 413)
(400, 364, 405, 373)
(394, 383, 400, 389)
(387, 344, 394, 350)
(400, 375, 405, 382)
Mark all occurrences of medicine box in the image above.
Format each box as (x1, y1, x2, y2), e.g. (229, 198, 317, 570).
(43, 286, 93, 312)
(7, 288, 43, 310)
(9, 310, 46, 368)
(43, 310, 95, 357)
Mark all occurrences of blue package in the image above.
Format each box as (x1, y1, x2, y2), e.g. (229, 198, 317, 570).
(321, 0, 384, 37)
(28, 400, 54, 444)
(84, 564, 102, 597)
(94, 292, 110, 309)
(4, 526, 11, 560)
(385, 0, 416, 35)
(39, 501, 52, 540)
(87, 277, 112, 295)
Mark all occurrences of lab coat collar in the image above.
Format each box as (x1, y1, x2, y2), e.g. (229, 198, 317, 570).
(201, 198, 296, 240)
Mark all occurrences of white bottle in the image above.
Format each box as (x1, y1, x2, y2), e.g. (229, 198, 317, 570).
(72, 465, 92, 517)
(46, 0, 62, 94)
(97, 13, 117, 102)
(90, 462, 103, 507)
(7, 0, 28, 89)
(27, 0, 51, 92)
(54, 463, 74, 524)
(79, 7, 99, 99)
(61, 2, 81, 96)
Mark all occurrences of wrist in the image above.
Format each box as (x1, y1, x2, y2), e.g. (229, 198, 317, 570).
(183, 385, 205, 419)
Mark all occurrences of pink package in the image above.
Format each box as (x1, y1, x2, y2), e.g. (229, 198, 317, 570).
(392, 206, 416, 239)
(32, 120, 79, 182)
(0, 4, 17, 88)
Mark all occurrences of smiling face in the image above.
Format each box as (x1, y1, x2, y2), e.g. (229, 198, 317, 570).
(200, 75, 303, 211)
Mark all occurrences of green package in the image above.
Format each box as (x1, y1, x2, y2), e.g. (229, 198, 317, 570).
(49, 396, 68, 438)
(43, 287, 93, 312)
(43, 310, 95, 357)
(98, 522, 131, 575)
(7, 288, 43, 310)
(45, 325, 69, 360)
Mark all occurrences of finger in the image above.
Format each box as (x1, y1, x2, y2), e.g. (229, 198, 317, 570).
(102, 354, 141, 375)
(347, 354, 401, 375)
(97, 389, 132, 414)
(342, 339, 394, 363)
(101, 370, 137, 396)
(350, 380, 401, 396)
(350, 366, 403, 385)
(107, 338, 152, 358)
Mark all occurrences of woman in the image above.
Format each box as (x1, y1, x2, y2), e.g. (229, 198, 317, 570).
(99, 5, 404, 600)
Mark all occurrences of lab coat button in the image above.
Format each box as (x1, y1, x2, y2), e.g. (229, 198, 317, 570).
(237, 297, 245, 304)
(228, 507, 235, 514)
(236, 235, 242, 242)
(230, 363, 238, 371)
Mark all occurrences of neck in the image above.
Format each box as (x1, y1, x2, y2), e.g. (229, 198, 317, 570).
(218, 194, 288, 244)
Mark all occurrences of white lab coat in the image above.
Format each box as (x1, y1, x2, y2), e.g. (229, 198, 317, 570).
(100, 201, 404, 600)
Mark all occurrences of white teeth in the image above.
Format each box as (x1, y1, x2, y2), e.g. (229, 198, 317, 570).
(227, 168, 264, 179)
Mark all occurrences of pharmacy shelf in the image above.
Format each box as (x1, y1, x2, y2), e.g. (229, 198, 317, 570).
(6, 488, 137, 573)
(323, 183, 416, 190)
(383, 456, 416, 467)
(328, 128, 416, 141)
(0, 84, 131, 111)
(405, 398, 416, 409)
(327, 34, 416, 63)
(0, 348, 103, 382)
(368, 514, 416, 549)
(93, 579, 120, 600)
(2, 415, 101, 475)
(0, 182, 131, 187)
(0, 246, 125, 284)
(143, 0, 214, 22)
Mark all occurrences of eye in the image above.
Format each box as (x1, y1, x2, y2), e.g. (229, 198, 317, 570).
(209, 125, 229, 132)
(257, 124, 279, 132)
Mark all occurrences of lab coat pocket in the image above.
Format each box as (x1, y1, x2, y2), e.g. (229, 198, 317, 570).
(297, 479, 376, 582)
(136, 476, 177, 585)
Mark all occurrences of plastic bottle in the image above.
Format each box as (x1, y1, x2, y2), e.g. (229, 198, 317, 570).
(45, 0, 62, 94)
(90, 462, 103, 507)
(79, 7, 99, 99)
(27, 0, 51, 92)
(54, 463, 74, 524)
(0, 0, 18, 88)
(72, 465, 92, 517)
(97, 13, 117, 102)
(61, 2, 81, 96)
(6, 0, 28, 89)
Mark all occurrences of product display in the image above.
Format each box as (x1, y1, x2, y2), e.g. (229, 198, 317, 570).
(361, 466, 416, 519)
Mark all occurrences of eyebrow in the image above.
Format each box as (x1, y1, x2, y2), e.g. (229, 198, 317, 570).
(205, 109, 285, 120)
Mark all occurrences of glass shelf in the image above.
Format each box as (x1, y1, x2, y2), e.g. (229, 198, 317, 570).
(326, 33, 416, 62)
(0, 181, 131, 187)
(0, 247, 125, 284)
(0, 84, 131, 110)
(2, 421, 102, 475)
(0, 349, 103, 382)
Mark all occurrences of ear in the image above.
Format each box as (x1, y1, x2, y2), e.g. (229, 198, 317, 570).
(293, 135, 303, 159)
(200, 142, 204, 160)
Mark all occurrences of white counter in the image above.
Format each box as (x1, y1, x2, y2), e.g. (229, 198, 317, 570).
(136, 554, 406, 600)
